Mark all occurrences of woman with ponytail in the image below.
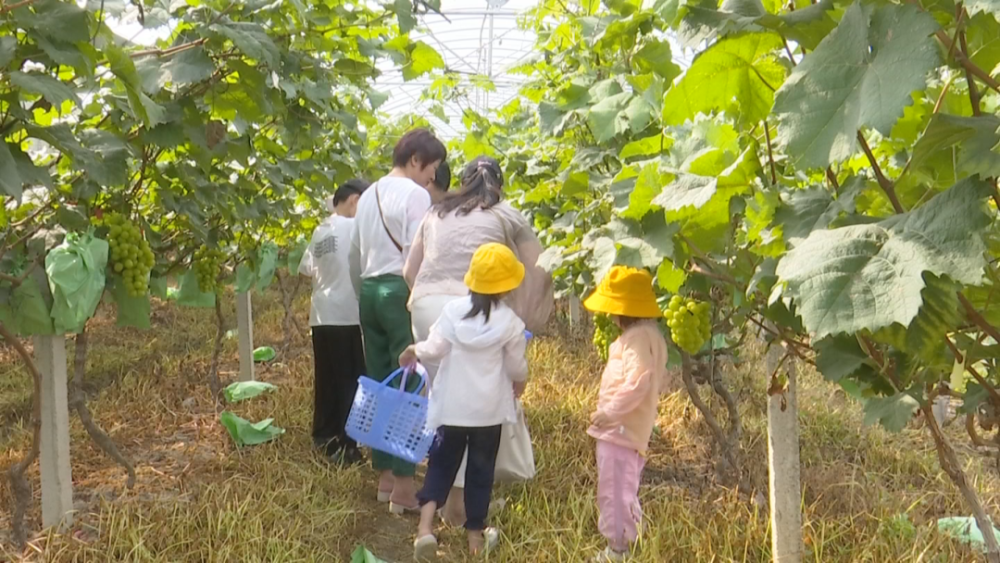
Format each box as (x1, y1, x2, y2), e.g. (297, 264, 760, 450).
(404, 155, 554, 526)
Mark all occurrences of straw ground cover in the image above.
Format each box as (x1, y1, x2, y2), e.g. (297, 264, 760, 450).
(0, 290, 994, 562)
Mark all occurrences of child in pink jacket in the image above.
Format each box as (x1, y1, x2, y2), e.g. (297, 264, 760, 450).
(583, 266, 669, 562)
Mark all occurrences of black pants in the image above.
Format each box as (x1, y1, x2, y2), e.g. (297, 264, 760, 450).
(417, 425, 502, 531)
(311, 325, 366, 455)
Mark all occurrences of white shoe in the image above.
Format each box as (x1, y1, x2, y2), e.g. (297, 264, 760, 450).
(377, 491, 391, 503)
(484, 527, 500, 550)
(413, 535, 437, 561)
(592, 547, 628, 562)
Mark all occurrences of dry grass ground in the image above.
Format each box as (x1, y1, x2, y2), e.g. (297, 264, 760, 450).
(0, 289, 995, 562)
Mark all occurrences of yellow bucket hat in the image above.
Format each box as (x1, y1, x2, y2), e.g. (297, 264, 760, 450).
(584, 266, 661, 318)
(465, 243, 525, 295)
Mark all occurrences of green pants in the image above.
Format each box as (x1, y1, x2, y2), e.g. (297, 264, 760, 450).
(360, 275, 420, 477)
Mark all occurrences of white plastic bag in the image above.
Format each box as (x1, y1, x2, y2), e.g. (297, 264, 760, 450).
(452, 401, 536, 487)
(494, 402, 535, 483)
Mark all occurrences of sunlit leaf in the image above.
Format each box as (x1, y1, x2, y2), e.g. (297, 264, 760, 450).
(772, 2, 940, 169)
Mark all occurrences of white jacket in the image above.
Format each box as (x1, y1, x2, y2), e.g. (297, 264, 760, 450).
(414, 296, 528, 429)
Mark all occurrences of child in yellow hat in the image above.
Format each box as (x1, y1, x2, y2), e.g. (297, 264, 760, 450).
(583, 266, 670, 562)
(399, 242, 528, 560)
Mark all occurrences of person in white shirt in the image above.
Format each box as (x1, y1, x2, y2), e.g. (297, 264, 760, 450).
(348, 128, 446, 512)
(400, 243, 528, 560)
(298, 178, 369, 465)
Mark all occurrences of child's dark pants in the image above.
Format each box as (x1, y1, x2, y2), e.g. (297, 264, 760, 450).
(417, 425, 503, 531)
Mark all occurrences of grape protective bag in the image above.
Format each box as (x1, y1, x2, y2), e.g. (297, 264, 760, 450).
(45, 232, 108, 334)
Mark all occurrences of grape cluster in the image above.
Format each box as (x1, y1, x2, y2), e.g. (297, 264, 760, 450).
(194, 246, 225, 293)
(105, 213, 153, 297)
(592, 313, 622, 362)
(664, 295, 711, 354)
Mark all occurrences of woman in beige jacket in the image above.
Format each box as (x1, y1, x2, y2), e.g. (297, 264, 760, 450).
(403, 155, 553, 526)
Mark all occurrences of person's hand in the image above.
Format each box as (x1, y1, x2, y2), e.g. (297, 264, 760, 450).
(398, 346, 419, 368)
(513, 380, 527, 398)
(590, 410, 612, 428)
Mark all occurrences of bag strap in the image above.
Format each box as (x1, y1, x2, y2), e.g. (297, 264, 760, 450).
(375, 181, 404, 253)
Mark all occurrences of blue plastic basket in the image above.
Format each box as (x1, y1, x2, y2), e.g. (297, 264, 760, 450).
(346, 366, 435, 464)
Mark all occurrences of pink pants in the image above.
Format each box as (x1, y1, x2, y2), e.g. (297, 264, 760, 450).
(596, 440, 645, 551)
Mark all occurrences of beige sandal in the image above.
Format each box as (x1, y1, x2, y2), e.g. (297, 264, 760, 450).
(413, 535, 438, 562)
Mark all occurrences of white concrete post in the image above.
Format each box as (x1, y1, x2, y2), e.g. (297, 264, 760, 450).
(568, 294, 583, 327)
(33, 334, 74, 529)
(766, 343, 803, 563)
(236, 291, 255, 381)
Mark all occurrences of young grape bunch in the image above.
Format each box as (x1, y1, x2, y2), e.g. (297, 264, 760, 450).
(592, 313, 622, 362)
(194, 246, 225, 293)
(663, 295, 711, 355)
(105, 213, 154, 297)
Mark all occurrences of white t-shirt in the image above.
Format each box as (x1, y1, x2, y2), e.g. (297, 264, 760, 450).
(299, 215, 359, 326)
(349, 176, 431, 285)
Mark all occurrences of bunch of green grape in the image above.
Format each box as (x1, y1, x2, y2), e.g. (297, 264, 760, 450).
(194, 246, 225, 293)
(592, 313, 622, 362)
(105, 213, 154, 297)
(664, 295, 712, 354)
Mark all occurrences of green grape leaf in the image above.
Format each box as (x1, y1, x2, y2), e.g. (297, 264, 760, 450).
(813, 334, 875, 382)
(652, 173, 718, 212)
(758, 0, 837, 51)
(0, 142, 23, 198)
(14, 0, 90, 44)
(368, 89, 390, 109)
(621, 163, 668, 220)
(106, 45, 166, 126)
(395, 0, 417, 34)
(772, 2, 940, 169)
(907, 114, 1000, 179)
(901, 273, 962, 364)
(9, 71, 80, 107)
(774, 180, 858, 244)
(0, 36, 15, 68)
(863, 392, 919, 433)
(663, 32, 786, 128)
(966, 0, 1000, 17)
(561, 170, 589, 196)
(589, 237, 618, 284)
(211, 22, 280, 68)
(619, 134, 672, 161)
(588, 92, 633, 143)
(775, 178, 991, 338)
(633, 39, 682, 81)
(656, 260, 688, 292)
(160, 47, 216, 89)
(403, 42, 445, 80)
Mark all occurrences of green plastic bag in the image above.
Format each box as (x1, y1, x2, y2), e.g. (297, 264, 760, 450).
(149, 276, 168, 300)
(176, 269, 215, 308)
(350, 545, 388, 563)
(110, 279, 151, 329)
(10, 276, 54, 336)
(285, 239, 308, 276)
(256, 242, 278, 292)
(235, 263, 256, 294)
(938, 516, 1000, 552)
(253, 346, 276, 363)
(219, 411, 284, 447)
(223, 381, 276, 403)
(45, 232, 108, 334)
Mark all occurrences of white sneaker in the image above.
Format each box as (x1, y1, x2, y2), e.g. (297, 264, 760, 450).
(592, 547, 628, 562)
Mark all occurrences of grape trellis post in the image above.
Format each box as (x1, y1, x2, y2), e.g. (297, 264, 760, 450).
(33, 334, 74, 531)
(236, 291, 255, 382)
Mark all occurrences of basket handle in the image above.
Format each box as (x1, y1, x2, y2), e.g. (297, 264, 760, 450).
(381, 364, 427, 395)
